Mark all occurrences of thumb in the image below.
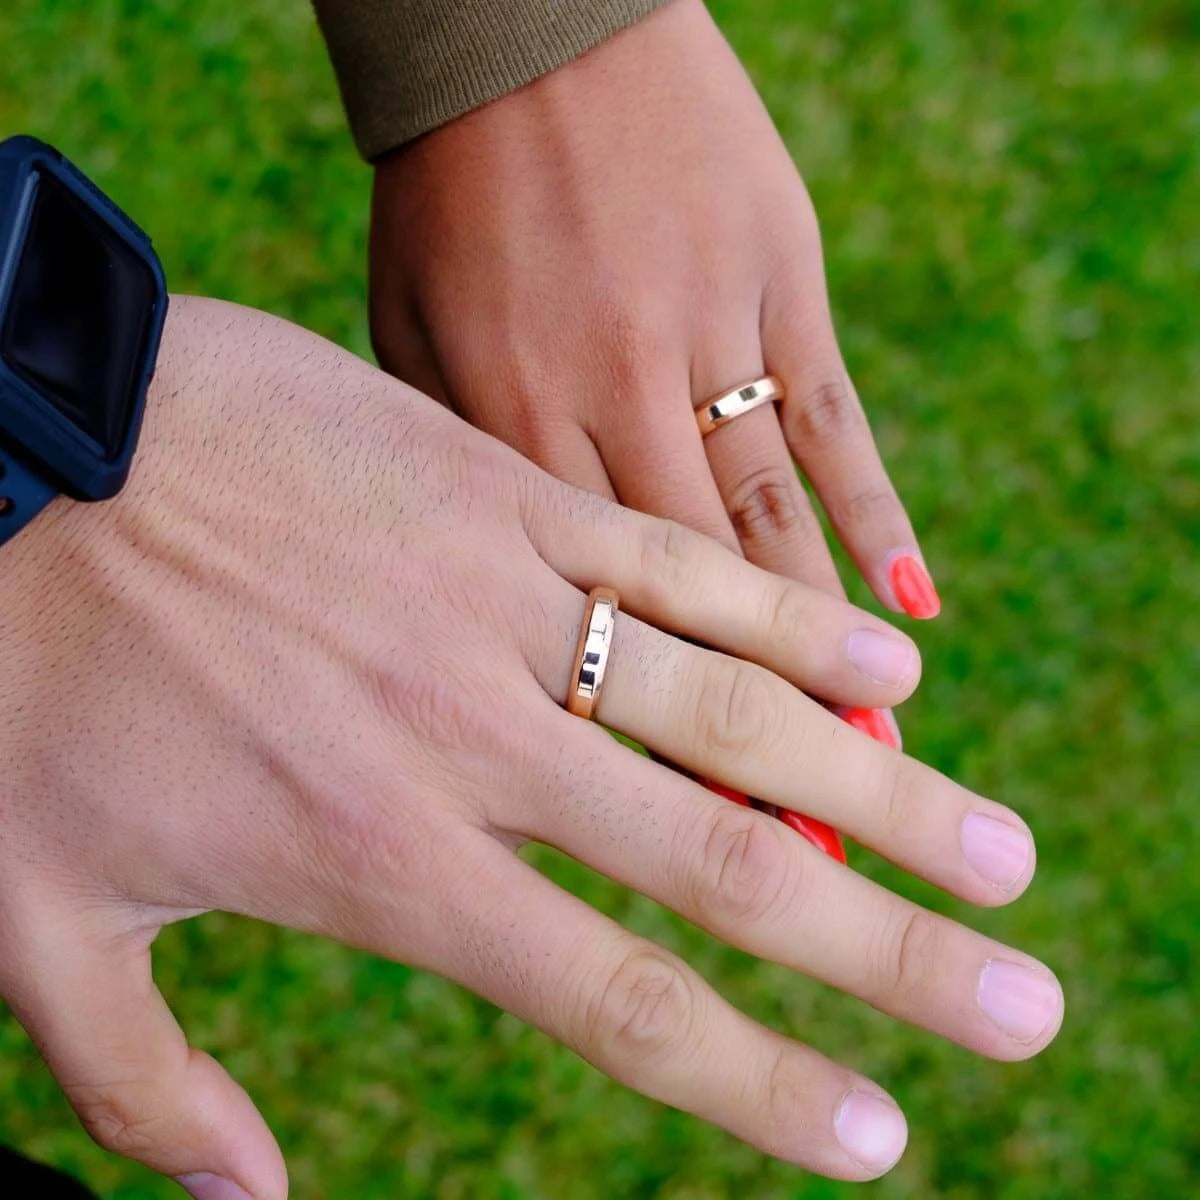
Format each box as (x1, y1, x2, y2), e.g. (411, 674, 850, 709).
(1, 904, 287, 1200)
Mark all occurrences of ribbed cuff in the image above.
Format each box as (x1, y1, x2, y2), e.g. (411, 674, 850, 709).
(314, 0, 673, 161)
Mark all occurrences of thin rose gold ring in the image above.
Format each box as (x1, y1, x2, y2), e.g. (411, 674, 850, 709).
(695, 375, 784, 437)
(566, 587, 619, 721)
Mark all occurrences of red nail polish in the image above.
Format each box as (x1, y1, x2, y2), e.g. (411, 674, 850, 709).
(701, 779, 845, 862)
(776, 809, 848, 864)
(841, 706, 902, 750)
(888, 555, 941, 619)
(701, 779, 752, 807)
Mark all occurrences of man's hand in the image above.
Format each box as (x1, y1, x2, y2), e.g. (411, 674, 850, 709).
(0, 299, 1057, 1198)
(369, 0, 939, 619)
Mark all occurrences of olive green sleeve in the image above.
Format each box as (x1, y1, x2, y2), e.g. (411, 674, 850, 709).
(313, 0, 672, 161)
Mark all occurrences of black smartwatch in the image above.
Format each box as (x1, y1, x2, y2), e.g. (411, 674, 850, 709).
(0, 135, 167, 547)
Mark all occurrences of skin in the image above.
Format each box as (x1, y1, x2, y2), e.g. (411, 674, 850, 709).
(369, 0, 932, 613)
(0, 299, 1060, 1197)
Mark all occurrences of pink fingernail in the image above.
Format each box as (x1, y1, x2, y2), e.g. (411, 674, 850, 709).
(834, 1090, 908, 1172)
(960, 813, 1032, 890)
(976, 960, 1063, 1043)
(846, 629, 920, 688)
(887, 554, 941, 619)
(176, 1174, 253, 1200)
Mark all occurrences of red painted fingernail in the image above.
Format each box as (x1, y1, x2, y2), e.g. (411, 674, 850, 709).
(777, 809, 848, 863)
(888, 555, 941, 619)
(701, 780, 845, 861)
(701, 779, 752, 807)
(841, 706, 902, 751)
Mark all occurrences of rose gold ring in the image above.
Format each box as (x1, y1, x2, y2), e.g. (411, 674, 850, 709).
(695, 375, 784, 437)
(566, 587, 620, 721)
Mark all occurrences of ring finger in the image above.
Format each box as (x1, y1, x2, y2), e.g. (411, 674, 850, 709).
(692, 336, 843, 597)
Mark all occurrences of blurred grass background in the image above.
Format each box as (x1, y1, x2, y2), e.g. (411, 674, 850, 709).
(1, 0, 1197, 1196)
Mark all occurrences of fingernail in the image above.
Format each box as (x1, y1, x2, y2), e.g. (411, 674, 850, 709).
(846, 629, 919, 688)
(700, 779, 752, 807)
(888, 554, 941, 619)
(840, 706, 902, 751)
(176, 1174, 253, 1200)
(976, 960, 1063, 1043)
(776, 808, 848, 863)
(834, 1090, 908, 1172)
(960, 813, 1032, 890)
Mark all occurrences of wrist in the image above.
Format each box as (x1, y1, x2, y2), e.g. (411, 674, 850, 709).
(319, 0, 680, 161)
(0, 297, 212, 757)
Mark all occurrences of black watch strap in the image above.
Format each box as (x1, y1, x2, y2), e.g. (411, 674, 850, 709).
(0, 442, 56, 544)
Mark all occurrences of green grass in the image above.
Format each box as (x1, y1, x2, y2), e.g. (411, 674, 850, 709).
(1, 1, 1198, 1196)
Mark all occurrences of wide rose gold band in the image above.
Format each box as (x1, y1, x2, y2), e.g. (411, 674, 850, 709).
(565, 587, 619, 721)
(695, 375, 785, 437)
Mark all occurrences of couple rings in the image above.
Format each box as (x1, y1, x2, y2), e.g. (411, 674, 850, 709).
(566, 376, 780, 722)
(565, 375, 847, 863)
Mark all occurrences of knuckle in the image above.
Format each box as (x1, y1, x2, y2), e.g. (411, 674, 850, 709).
(586, 948, 700, 1068)
(785, 377, 864, 446)
(600, 291, 670, 354)
(507, 396, 578, 468)
(313, 792, 457, 918)
(829, 487, 899, 531)
(368, 628, 535, 785)
(876, 908, 943, 999)
(726, 466, 807, 546)
(762, 1045, 813, 1151)
(304, 647, 520, 881)
(390, 428, 509, 523)
(698, 809, 801, 925)
(488, 350, 556, 415)
(521, 467, 602, 542)
(435, 431, 513, 504)
(70, 1082, 163, 1157)
(591, 299, 672, 400)
(609, 347, 665, 401)
(374, 657, 483, 753)
(369, 556, 514, 754)
(694, 659, 782, 759)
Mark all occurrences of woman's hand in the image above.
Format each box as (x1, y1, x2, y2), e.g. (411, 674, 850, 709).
(0, 299, 1058, 1199)
(368, 0, 938, 619)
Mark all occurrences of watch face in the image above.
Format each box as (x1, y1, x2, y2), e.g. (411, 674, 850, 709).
(0, 166, 158, 460)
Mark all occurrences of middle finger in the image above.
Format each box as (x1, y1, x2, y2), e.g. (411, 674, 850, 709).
(600, 613, 1033, 906)
(519, 563, 1027, 910)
